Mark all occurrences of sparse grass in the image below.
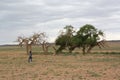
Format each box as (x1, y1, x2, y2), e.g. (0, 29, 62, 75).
(87, 70, 101, 77)
(0, 43, 120, 80)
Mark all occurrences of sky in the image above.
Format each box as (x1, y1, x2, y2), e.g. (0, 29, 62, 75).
(0, 0, 120, 45)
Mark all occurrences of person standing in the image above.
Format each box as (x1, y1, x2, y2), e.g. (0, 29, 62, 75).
(28, 51, 32, 63)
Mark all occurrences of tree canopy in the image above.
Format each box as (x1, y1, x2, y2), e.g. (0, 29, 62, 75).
(17, 32, 48, 54)
(55, 25, 75, 53)
(55, 24, 105, 54)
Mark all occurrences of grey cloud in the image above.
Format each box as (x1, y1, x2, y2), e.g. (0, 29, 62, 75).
(0, 0, 120, 44)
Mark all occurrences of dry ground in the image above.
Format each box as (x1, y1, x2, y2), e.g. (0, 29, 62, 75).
(0, 50, 120, 80)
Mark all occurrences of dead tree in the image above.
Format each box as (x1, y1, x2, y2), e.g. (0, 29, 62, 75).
(41, 41, 50, 53)
(17, 32, 47, 54)
(17, 37, 32, 54)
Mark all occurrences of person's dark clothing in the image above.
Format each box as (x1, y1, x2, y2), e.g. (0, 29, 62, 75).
(28, 51, 32, 63)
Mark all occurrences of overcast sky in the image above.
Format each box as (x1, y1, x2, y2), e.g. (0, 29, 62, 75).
(0, 0, 120, 45)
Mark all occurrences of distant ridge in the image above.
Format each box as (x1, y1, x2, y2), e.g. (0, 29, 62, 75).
(0, 40, 120, 47)
(107, 40, 120, 42)
(0, 43, 55, 47)
(0, 44, 18, 47)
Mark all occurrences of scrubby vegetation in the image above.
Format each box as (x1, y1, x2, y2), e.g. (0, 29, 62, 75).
(0, 45, 120, 80)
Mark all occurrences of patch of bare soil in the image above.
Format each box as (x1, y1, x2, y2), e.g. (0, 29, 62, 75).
(0, 51, 120, 80)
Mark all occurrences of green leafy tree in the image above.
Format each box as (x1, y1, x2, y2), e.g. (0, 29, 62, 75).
(76, 24, 105, 54)
(55, 24, 105, 55)
(55, 25, 75, 53)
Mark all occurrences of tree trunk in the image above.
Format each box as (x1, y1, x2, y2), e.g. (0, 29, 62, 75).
(68, 46, 75, 53)
(42, 44, 45, 52)
(29, 44, 32, 52)
(82, 47, 86, 55)
(87, 46, 93, 53)
(42, 42, 49, 53)
(53, 46, 57, 55)
(69, 49, 72, 53)
(26, 44, 29, 55)
(45, 46, 49, 53)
